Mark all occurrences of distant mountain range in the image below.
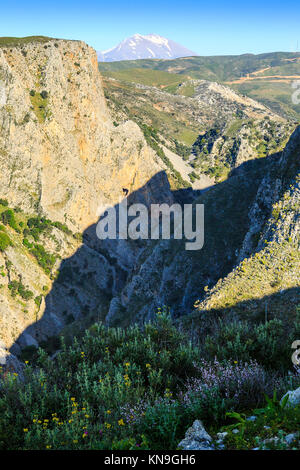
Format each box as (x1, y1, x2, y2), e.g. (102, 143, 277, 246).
(98, 34, 198, 62)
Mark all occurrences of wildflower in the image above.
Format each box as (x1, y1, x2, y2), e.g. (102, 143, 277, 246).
(23, 428, 28, 433)
(46, 445, 51, 449)
(104, 422, 112, 429)
(106, 410, 111, 414)
(32, 419, 37, 423)
(125, 362, 130, 367)
(146, 363, 151, 369)
(25, 361, 29, 364)
(118, 419, 125, 426)
(71, 397, 76, 401)
(85, 415, 90, 419)
(73, 440, 78, 444)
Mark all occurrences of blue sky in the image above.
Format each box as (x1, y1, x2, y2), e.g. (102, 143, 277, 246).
(1, 0, 299, 55)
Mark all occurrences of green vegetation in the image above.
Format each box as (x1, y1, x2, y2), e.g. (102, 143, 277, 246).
(30, 244, 56, 275)
(99, 52, 300, 83)
(102, 76, 200, 147)
(99, 52, 300, 119)
(0, 310, 298, 450)
(1, 209, 19, 232)
(0, 36, 56, 48)
(222, 393, 300, 450)
(8, 280, 34, 301)
(141, 124, 190, 188)
(0, 232, 12, 252)
(102, 68, 189, 89)
(29, 90, 50, 123)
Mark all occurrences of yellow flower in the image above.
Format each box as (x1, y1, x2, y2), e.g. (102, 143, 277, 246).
(46, 445, 51, 449)
(125, 362, 130, 367)
(69, 419, 73, 424)
(234, 361, 238, 364)
(106, 410, 111, 414)
(23, 428, 28, 433)
(73, 440, 78, 444)
(104, 422, 111, 429)
(118, 419, 125, 426)
(85, 415, 90, 419)
(32, 419, 37, 423)
(25, 361, 29, 364)
(146, 363, 151, 369)
(71, 397, 76, 401)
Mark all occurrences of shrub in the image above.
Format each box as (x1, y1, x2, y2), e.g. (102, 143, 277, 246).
(30, 244, 56, 274)
(0, 311, 298, 450)
(0, 232, 12, 252)
(204, 318, 294, 371)
(1, 209, 18, 231)
(180, 359, 280, 415)
(40, 90, 48, 100)
(8, 280, 33, 300)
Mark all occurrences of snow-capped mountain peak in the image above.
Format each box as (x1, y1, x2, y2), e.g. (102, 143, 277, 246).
(98, 34, 198, 62)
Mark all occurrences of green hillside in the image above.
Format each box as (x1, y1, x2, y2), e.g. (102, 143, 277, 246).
(99, 52, 300, 119)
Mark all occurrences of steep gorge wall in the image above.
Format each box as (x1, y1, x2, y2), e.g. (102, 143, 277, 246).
(0, 38, 168, 351)
(0, 39, 163, 232)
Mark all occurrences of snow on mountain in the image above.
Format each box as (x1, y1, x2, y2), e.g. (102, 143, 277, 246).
(98, 34, 198, 62)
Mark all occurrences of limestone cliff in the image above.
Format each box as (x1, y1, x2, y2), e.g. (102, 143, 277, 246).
(0, 38, 163, 232)
(0, 38, 167, 351)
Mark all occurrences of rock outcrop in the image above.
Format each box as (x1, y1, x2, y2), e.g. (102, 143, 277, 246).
(0, 37, 167, 351)
(178, 420, 214, 450)
(0, 38, 163, 232)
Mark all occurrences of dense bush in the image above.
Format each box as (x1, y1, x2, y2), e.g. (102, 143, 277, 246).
(0, 310, 298, 450)
(1, 209, 19, 231)
(204, 315, 300, 371)
(30, 244, 56, 274)
(7, 280, 34, 300)
(0, 232, 12, 252)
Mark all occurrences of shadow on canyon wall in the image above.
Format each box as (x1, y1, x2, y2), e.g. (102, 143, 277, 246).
(9, 151, 298, 357)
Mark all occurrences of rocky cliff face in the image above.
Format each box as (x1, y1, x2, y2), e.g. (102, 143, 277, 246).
(0, 38, 168, 351)
(105, 126, 300, 327)
(0, 38, 298, 358)
(0, 38, 163, 232)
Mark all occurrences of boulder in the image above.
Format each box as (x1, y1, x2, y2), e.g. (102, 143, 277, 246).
(17, 333, 39, 350)
(178, 420, 214, 450)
